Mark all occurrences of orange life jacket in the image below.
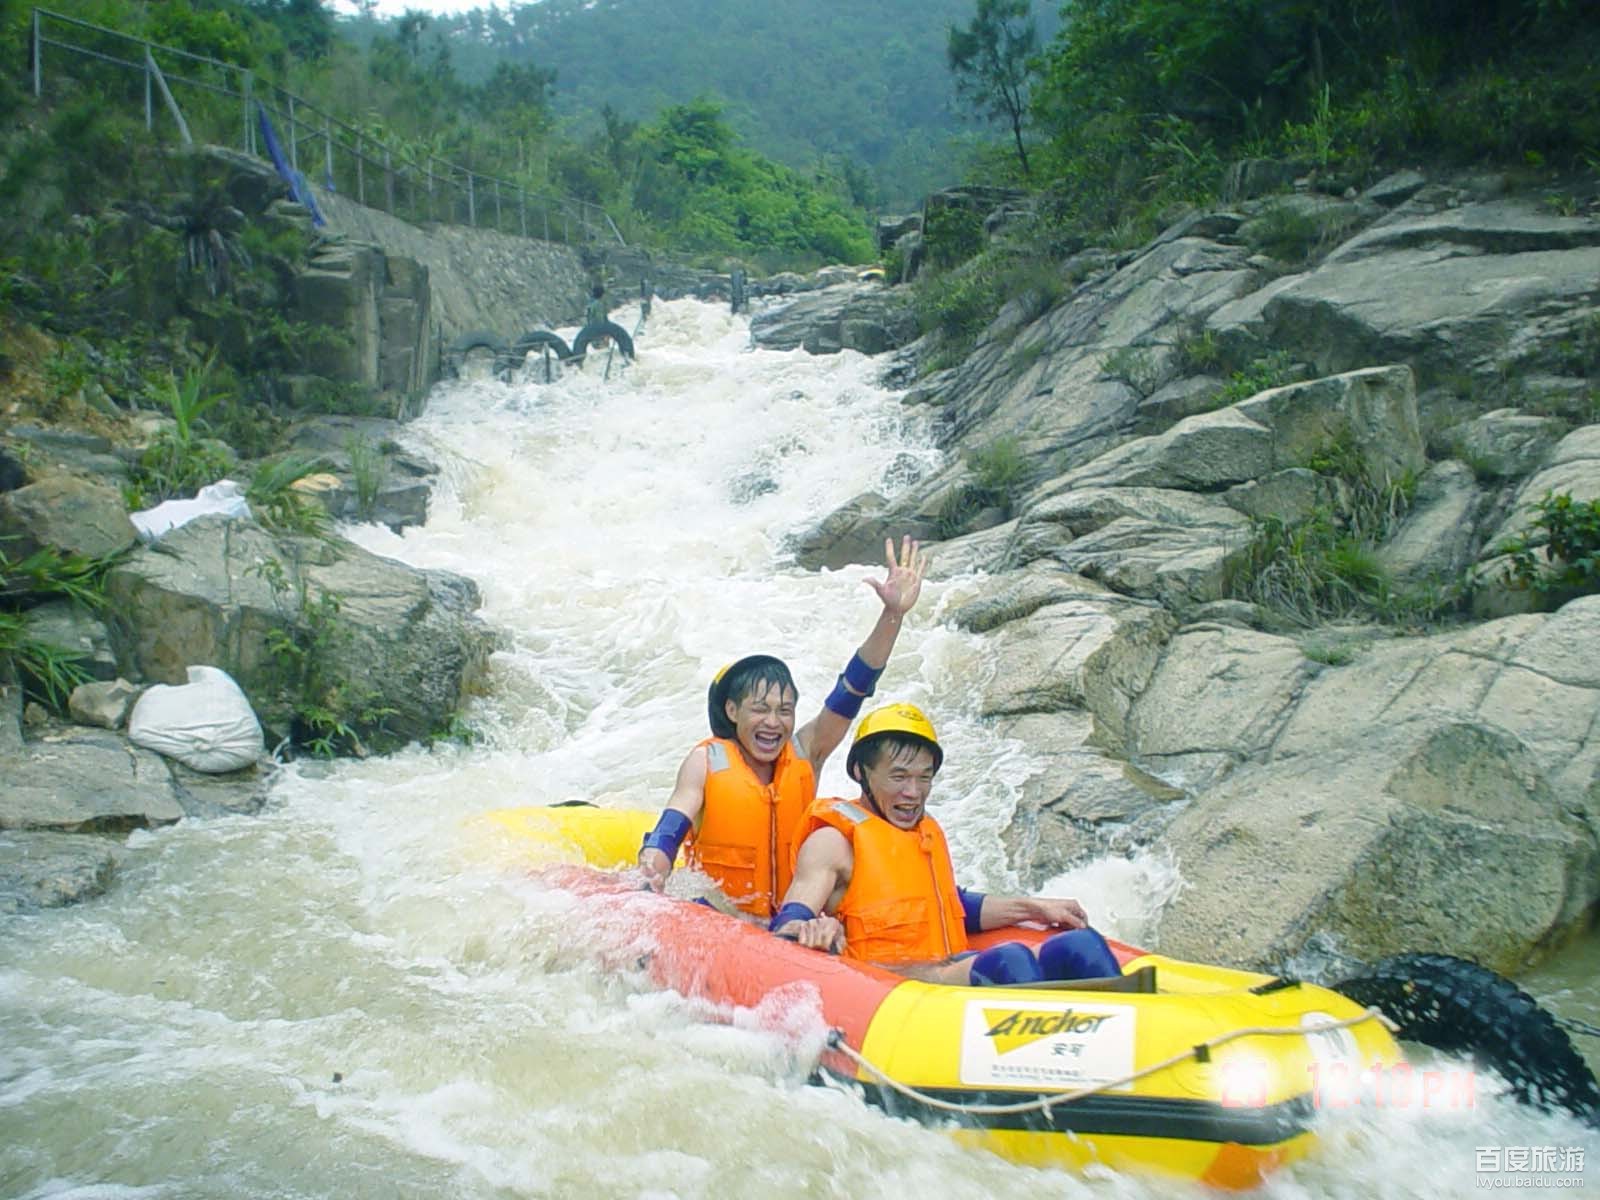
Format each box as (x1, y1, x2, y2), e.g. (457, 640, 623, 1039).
(797, 797, 968, 963)
(690, 736, 815, 919)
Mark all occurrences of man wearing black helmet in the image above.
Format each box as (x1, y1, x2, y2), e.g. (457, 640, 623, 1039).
(771, 702, 1122, 987)
(636, 536, 929, 918)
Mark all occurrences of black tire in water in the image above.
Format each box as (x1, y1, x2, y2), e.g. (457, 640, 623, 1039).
(509, 329, 574, 361)
(1333, 953, 1600, 1127)
(445, 330, 508, 378)
(572, 320, 635, 360)
(501, 330, 574, 380)
(446, 330, 507, 358)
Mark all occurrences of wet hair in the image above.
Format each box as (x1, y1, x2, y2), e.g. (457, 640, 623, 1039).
(708, 655, 797, 739)
(591, 283, 605, 299)
(849, 732, 942, 783)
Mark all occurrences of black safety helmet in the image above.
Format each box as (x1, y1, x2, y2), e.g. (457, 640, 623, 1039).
(707, 654, 796, 739)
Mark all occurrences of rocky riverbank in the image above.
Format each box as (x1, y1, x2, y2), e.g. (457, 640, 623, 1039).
(778, 169, 1600, 975)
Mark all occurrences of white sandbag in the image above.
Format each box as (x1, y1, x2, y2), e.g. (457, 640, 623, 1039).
(130, 480, 252, 543)
(127, 665, 264, 773)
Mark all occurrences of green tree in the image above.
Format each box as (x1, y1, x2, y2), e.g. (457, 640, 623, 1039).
(947, 0, 1038, 178)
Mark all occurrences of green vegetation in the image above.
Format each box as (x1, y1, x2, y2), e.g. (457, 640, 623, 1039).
(247, 453, 331, 536)
(1214, 351, 1300, 409)
(0, 543, 112, 709)
(250, 555, 395, 757)
(628, 98, 872, 268)
(1501, 492, 1600, 607)
(124, 356, 234, 508)
(1020, 0, 1599, 248)
(1101, 345, 1161, 397)
(948, 0, 1038, 178)
(1225, 434, 1449, 627)
(1299, 638, 1357, 667)
(345, 435, 382, 522)
(934, 435, 1029, 538)
(1175, 327, 1224, 376)
(914, 240, 1065, 370)
(423, 0, 1044, 210)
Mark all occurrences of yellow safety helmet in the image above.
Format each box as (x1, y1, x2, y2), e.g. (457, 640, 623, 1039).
(846, 702, 943, 782)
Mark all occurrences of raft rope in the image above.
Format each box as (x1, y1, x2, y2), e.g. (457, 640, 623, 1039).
(824, 1006, 1398, 1118)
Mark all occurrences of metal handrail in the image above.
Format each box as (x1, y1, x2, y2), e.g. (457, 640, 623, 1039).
(29, 6, 624, 246)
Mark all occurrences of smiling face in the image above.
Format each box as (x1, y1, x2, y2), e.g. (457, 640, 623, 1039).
(724, 680, 797, 765)
(858, 741, 938, 831)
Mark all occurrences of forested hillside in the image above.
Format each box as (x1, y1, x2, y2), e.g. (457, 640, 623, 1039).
(413, 0, 1058, 210)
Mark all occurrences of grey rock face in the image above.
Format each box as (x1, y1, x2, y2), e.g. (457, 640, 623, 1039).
(104, 514, 492, 750)
(791, 176, 1600, 971)
(68, 678, 142, 729)
(0, 473, 138, 568)
(0, 832, 122, 913)
(749, 283, 918, 356)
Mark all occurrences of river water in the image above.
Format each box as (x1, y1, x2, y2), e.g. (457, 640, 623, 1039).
(3, 299, 1596, 1198)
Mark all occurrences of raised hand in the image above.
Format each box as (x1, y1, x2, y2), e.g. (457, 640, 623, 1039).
(865, 534, 929, 619)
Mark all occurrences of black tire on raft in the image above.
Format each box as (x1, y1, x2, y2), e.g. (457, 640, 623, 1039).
(1332, 953, 1600, 1127)
(572, 320, 635, 360)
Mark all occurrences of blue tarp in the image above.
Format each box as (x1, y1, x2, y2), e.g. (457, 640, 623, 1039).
(256, 102, 326, 227)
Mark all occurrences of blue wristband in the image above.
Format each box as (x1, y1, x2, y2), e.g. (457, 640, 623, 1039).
(640, 809, 692, 860)
(841, 652, 882, 697)
(958, 887, 986, 934)
(824, 677, 866, 719)
(769, 901, 817, 932)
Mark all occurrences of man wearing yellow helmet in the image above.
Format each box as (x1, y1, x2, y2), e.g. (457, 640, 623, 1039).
(771, 703, 1122, 986)
(636, 536, 929, 918)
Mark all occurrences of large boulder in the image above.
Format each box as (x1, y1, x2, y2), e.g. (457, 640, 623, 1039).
(949, 566, 1177, 752)
(1473, 424, 1600, 616)
(104, 514, 493, 750)
(1208, 198, 1600, 387)
(1155, 722, 1597, 976)
(1011, 486, 1254, 612)
(994, 711, 1187, 878)
(1377, 460, 1485, 586)
(748, 283, 917, 355)
(21, 601, 119, 682)
(1153, 600, 1600, 972)
(0, 832, 122, 913)
(1230, 364, 1424, 486)
(1124, 623, 1316, 790)
(0, 472, 138, 568)
(0, 724, 186, 832)
(0, 707, 268, 910)
(279, 414, 437, 532)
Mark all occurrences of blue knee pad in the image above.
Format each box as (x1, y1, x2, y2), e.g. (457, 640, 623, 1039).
(1038, 928, 1120, 981)
(969, 943, 1043, 987)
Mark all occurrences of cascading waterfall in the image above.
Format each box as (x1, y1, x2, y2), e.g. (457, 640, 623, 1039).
(2, 299, 1594, 1199)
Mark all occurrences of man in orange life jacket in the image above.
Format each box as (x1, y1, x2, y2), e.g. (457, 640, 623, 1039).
(770, 703, 1122, 986)
(636, 536, 929, 918)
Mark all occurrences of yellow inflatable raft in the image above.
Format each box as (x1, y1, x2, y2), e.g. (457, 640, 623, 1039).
(479, 803, 1406, 1190)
